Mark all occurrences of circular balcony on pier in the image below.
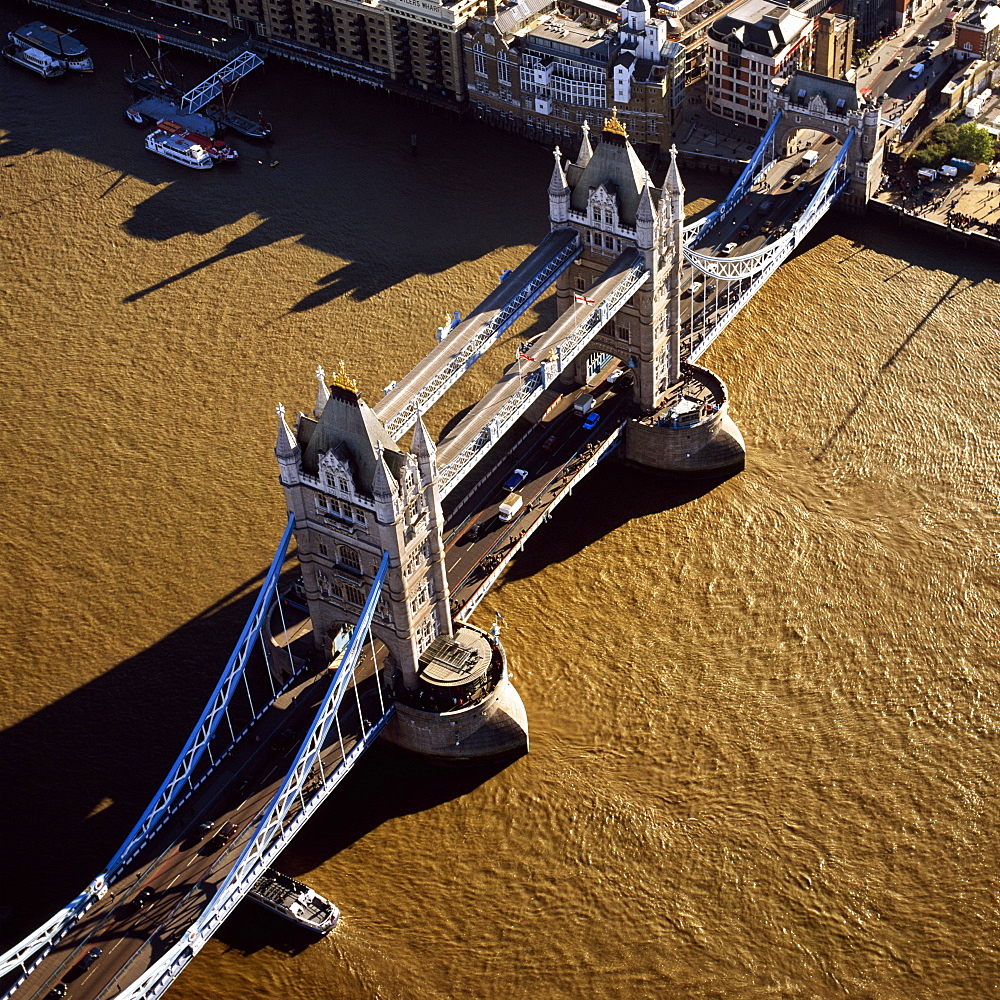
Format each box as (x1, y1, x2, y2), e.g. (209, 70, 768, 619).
(395, 626, 503, 714)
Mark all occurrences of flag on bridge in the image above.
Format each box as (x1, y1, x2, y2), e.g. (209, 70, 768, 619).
(518, 351, 535, 361)
(574, 294, 596, 305)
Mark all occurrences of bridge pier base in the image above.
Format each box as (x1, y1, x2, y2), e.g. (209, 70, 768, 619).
(382, 624, 528, 764)
(623, 364, 746, 475)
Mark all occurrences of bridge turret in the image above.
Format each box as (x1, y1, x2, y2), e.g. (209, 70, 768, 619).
(274, 403, 300, 486)
(314, 364, 330, 418)
(636, 173, 656, 254)
(575, 119, 593, 168)
(548, 145, 570, 228)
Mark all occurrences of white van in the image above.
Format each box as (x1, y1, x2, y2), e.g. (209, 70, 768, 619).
(800, 150, 819, 167)
(498, 493, 524, 522)
(573, 392, 595, 415)
(909, 62, 925, 79)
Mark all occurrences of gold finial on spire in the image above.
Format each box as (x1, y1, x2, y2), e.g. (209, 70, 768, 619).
(603, 106, 628, 139)
(329, 359, 359, 394)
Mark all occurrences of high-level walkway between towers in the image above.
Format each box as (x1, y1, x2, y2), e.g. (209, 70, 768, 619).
(374, 228, 581, 440)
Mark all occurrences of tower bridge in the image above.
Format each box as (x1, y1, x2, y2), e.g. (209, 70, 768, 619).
(0, 70, 895, 1000)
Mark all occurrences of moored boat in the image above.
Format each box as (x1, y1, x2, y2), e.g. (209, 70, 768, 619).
(156, 120, 239, 163)
(144, 125, 214, 170)
(248, 869, 340, 934)
(9, 22, 93, 72)
(2, 44, 65, 78)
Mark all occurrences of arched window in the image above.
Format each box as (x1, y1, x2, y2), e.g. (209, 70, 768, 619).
(497, 50, 510, 85)
(338, 545, 362, 574)
(474, 42, 487, 76)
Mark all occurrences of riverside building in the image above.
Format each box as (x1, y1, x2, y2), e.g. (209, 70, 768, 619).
(157, 0, 482, 100)
(704, 0, 815, 126)
(463, 0, 686, 149)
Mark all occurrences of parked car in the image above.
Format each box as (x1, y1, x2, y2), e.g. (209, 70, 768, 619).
(77, 948, 103, 971)
(582, 413, 600, 430)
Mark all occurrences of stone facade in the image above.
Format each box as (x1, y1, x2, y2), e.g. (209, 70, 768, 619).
(464, 0, 686, 148)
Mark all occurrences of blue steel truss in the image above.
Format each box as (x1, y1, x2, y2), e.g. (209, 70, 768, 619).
(685, 110, 785, 245)
(437, 256, 648, 498)
(0, 515, 297, 987)
(381, 235, 581, 440)
(110, 553, 392, 1000)
(682, 130, 855, 362)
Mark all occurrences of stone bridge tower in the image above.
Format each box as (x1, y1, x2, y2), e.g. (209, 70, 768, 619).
(768, 70, 891, 214)
(274, 364, 528, 763)
(549, 113, 745, 475)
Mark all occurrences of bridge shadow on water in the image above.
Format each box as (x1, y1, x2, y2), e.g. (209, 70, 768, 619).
(0, 556, 508, 949)
(0, 563, 279, 944)
(0, 0, 548, 311)
(501, 458, 741, 584)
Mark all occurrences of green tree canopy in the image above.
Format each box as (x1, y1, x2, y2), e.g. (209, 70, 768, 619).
(952, 123, 996, 163)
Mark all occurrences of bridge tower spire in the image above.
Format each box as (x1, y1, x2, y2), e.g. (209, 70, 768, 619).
(274, 403, 300, 486)
(548, 145, 570, 228)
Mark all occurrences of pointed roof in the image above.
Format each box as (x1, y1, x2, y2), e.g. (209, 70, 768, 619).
(568, 116, 648, 226)
(576, 120, 593, 168)
(300, 383, 404, 494)
(275, 403, 299, 459)
(661, 143, 684, 198)
(548, 145, 569, 196)
(411, 410, 437, 464)
(314, 365, 331, 417)
(637, 172, 655, 224)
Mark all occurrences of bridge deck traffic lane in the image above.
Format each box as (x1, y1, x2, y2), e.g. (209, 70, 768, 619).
(11, 658, 383, 1000)
(445, 390, 632, 611)
(434, 248, 643, 474)
(373, 228, 579, 430)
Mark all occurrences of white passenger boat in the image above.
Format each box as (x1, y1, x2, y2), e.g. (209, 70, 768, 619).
(2, 44, 65, 78)
(145, 125, 214, 170)
(9, 22, 93, 72)
(248, 869, 340, 934)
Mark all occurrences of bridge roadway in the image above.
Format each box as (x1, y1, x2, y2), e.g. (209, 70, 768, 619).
(675, 136, 844, 358)
(374, 228, 580, 440)
(9, 655, 386, 1000)
(434, 248, 643, 479)
(439, 368, 634, 617)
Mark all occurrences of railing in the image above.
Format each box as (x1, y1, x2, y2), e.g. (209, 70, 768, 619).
(180, 51, 264, 113)
(685, 131, 854, 363)
(0, 515, 297, 988)
(436, 258, 648, 498)
(381, 235, 581, 440)
(111, 553, 393, 1000)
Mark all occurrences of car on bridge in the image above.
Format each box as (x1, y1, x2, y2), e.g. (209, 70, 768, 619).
(46, 985, 67, 998)
(760, 219, 775, 234)
(77, 948, 102, 971)
(720, 241, 738, 255)
(501, 468, 529, 492)
(135, 887, 156, 908)
(582, 412, 600, 430)
(541, 433, 557, 450)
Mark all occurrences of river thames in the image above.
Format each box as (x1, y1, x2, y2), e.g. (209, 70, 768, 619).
(1, 5, 999, 998)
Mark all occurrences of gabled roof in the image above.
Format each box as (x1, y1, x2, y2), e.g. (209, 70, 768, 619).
(567, 128, 648, 225)
(299, 385, 405, 493)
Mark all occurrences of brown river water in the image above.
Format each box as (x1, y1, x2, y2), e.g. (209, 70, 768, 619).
(1, 4, 999, 997)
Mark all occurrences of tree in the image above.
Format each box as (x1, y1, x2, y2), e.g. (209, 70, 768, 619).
(932, 123, 959, 146)
(909, 143, 949, 168)
(952, 122, 996, 163)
